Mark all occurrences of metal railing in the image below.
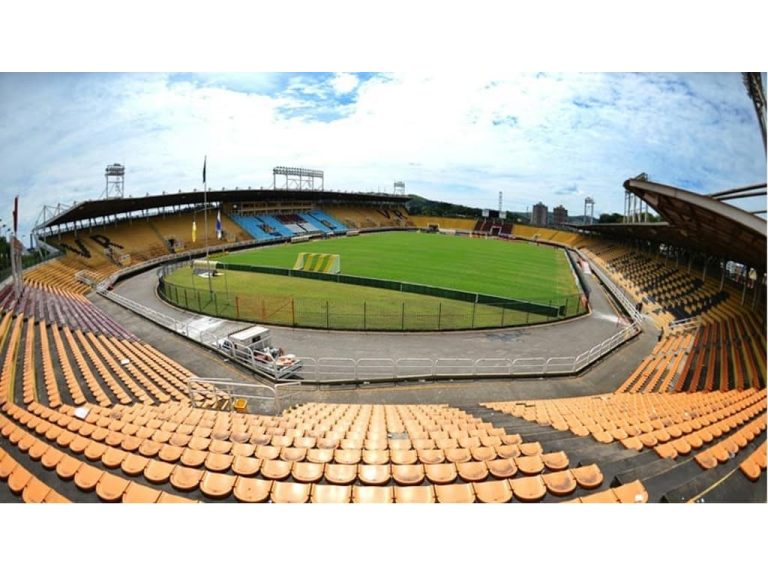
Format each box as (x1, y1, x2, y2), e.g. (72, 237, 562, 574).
(186, 376, 300, 414)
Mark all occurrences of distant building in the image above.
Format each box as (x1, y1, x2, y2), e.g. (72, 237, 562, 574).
(553, 205, 568, 226)
(531, 202, 548, 226)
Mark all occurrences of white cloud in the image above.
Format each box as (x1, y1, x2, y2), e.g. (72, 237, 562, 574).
(330, 72, 360, 95)
(0, 72, 764, 243)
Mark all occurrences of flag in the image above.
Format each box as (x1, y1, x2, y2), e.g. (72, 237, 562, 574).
(13, 196, 18, 234)
(216, 209, 222, 240)
(192, 218, 197, 243)
(202, 156, 207, 185)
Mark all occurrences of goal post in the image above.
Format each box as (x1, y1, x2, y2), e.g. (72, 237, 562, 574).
(293, 252, 340, 274)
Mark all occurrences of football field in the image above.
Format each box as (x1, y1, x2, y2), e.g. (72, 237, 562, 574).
(216, 231, 575, 302)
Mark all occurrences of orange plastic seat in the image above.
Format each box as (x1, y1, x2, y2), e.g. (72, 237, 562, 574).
(25, 439, 47, 461)
(56, 454, 82, 480)
(8, 466, 33, 494)
(96, 472, 131, 502)
(395, 485, 435, 503)
(469, 446, 497, 462)
(444, 448, 471, 464)
(231, 456, 261, 476)
(41, 447, 65, 470)
(158, 445, 184, 463)
(579, 489, 619, 503)
(694, 449, 718, 470)
(388, 449, 418, 465)
(474, 479, 514, 503)
(612, 480, 648, 503)
(571, 464, 604, 490)
(260, 459, 293, 480)
(515, 455, 544, 475)
(541, 451, 569, 471)
(499, 433, 522, 445)
(620, 437, 643, 451)
(120, 436, 143, 453)
(209, 439, 233, 454)
(180, 448, 207, 468)
(55, 430, 76, 448)
(424, 463, 458, 484)
(201, 452, 232, 473)
(255, 445, 281, 461)
(68, 435, 90, 454)
(542, 470, 577, 497)
(43, 489, 71, 503)
(392, 464, 425, 485)
(653, 443, 678, 459)
(352, 485, 393, 503)
(200, 471, 236, 498)
(138, 440, 161, 458)
(357, 464, 391, 485)
(362, 449, 390, 465)
(307, 448, 334, 464)
(739, 459, 761, 482)
(122, 482, 161, 503)
(231, 443, 256, 458)
(415, 449, 445, 465)
(324, 463, 357, 484)
(434, 483, 475, 503)
(520, 442, 543, 456)
(143, 459, 175, 484)
(120, 453, 149, 476)
(509, 475, 547, 502)
(458, 437, 481, 449)
(74, 463, 104, 491)
(22, 477, 52, 503)
(281, 447, 307, 463)
(311, 483, 352, 503)
(496, 445, 522, 459)
(84, 440, 108, 461)
(157, 492, 198, 504)
(685, 433, 704, 449)
(435, 438, 458, 450)
(671, 438, 692, 456)
(456, 461, 489, 482)
(271, 481, 310, 503)
(170, 465, 204, 491)
(233, 477, 272, 503)
(291, 461, 324, 483)
(486, 458, 518, 479)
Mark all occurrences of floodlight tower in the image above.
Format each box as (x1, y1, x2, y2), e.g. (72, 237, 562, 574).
(104, 164, 125, 199)
(584, 196, 595, 224)
(394, 181, 406, 195)
(498, 191, 503, 213)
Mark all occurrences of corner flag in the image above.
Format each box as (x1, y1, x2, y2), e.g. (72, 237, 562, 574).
(216, 209, 222, 240)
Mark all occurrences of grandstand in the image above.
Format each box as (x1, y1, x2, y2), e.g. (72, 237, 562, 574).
(0, 177, 765, 504)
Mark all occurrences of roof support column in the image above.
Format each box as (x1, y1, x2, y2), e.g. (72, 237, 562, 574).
(752, 271, 763, 310)
(741, 266, 749, 305)
(702, 258, 708, 282)
(719, 260, 726, 292)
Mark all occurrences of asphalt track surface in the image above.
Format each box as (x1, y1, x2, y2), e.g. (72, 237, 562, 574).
(89, 261, 661, 407)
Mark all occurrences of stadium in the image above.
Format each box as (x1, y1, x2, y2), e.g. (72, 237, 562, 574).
(0, 162, 765, 506)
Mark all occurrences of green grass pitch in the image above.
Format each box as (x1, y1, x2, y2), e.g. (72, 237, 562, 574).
(216, 231, 577, 302)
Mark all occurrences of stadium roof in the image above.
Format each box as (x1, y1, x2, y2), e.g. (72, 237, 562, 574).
(37, 188, 408, 229)
(577, 178, 767, 270)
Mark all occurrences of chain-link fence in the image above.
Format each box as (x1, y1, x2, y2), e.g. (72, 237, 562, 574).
(159, 275, 586, 331)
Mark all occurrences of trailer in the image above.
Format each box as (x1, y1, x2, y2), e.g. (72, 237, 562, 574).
(217, 325, 301, 379)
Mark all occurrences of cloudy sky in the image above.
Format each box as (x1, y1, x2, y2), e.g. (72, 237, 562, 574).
(0, 71, 765, 241)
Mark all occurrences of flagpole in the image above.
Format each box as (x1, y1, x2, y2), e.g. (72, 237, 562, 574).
(203, 156, 212, 294)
